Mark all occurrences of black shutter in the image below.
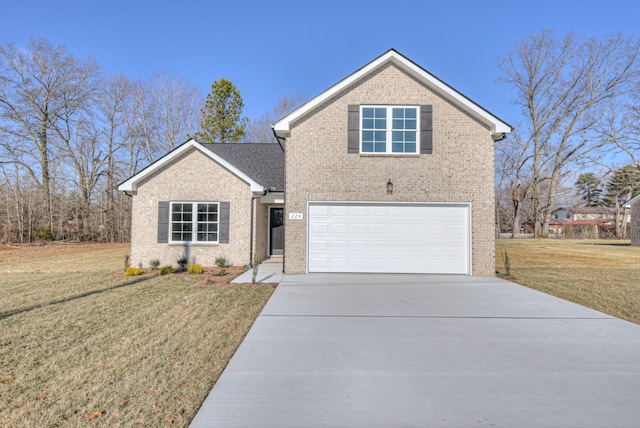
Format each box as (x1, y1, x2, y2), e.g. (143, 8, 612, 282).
(348, 105, 360, 153)
(420, 105, 433, 154)
(157, 201, 170, 243)
(219, 202, 230, 243)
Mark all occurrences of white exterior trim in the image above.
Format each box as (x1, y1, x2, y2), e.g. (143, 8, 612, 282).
(274, 49, 512, 141)
(624, 194, 640, 208)
(306, 201, 472, 275)
(260, 192, 285, 204)
(118, 139, 265, 193)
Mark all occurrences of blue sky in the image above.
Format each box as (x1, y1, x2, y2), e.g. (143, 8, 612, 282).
(3, 0, 640, 126)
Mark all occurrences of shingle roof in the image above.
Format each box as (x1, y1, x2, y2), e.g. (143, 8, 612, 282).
(202, 143, 284, 191)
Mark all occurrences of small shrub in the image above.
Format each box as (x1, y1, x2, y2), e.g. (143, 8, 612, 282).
(187, 264, 204, 274)
(177, 256, 188, 270)
(149, 259, 160, 270)
(124, 254, 130, 272)
(218, 268, 226, 276)
(125, 267, 142, 276)
(502, 249, 511, 277)
(251, 253, 260, 284)
(215, 256, 227, 268)
(159, 266, 174, 275)
(33, 228, 52, 242)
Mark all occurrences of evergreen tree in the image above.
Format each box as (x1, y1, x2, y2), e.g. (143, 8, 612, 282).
(193, 78, 248, 143)
(603, 165, 640, 207)
(575, 173, 603, 206)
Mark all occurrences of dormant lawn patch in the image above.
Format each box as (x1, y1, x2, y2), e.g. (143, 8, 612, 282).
(496, 239, 640, 325)
(0, 244, 275, 427)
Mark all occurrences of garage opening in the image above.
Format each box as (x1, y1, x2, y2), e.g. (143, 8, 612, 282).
(307, 202, 470, 274)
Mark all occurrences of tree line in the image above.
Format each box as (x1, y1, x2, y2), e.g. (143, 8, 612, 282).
(495, 29, 640, 238)
(0, 38, 301, 244)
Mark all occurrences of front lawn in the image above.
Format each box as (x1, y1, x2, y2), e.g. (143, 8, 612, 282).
(496, 239, 640, 324)
(0, 244, 275, 427)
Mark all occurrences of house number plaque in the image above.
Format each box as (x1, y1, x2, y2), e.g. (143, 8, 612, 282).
(289, 213, 303, 220)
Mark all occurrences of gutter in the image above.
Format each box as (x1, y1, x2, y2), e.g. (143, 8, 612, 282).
(249, 189, 267, 267)
(272, 127, 286, 274)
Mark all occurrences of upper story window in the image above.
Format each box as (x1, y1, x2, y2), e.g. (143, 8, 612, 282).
(170, 202, 219, 243)
(361, 106, 418, 154)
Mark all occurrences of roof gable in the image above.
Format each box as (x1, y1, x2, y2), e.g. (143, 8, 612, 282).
(273, 49, 513, 141)
(117, 139, 281, 193)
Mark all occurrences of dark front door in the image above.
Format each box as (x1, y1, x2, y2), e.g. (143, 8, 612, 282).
(270, 207, 284, 256)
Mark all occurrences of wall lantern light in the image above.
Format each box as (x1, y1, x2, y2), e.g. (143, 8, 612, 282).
(387, 179, 393, 195)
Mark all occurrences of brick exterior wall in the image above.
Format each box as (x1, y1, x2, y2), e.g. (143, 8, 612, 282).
(130, 148, 257, 268)
(283, 63, 496, 276)
(631, 199, 640, 246)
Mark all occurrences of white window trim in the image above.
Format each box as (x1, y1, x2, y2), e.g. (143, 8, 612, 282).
(360, 105, 419, 154)
(169, 201, 220, 244)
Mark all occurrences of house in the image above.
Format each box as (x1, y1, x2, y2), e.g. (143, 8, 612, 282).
(551, 206, 627, 239)
(119, 49, 512, 276)
(624, 194, 640, 245)
(118, 142, 284, 268)
(552, 206, 618, 222)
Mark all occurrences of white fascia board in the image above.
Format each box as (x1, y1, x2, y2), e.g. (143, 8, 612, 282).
(260, 192, 284, 204)
(273, 50, 512, 140)
(624, 193, 640, 208)
(117, 139, 264, 193)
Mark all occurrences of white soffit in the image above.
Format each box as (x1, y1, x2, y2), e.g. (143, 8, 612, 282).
(273, 49, 512, 140)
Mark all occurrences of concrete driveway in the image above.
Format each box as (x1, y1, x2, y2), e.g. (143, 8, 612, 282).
(190, 274, 640, 428)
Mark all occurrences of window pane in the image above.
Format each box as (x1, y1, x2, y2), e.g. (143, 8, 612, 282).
(374, 131, 386, 142)
(392, 108, 404, 119)
(374, 142, 386, 152)
(363, 107, 374, 118)
(406, 131, 416, 142)
(392, 119, 403, 129)
(392, 142, 403, 153)
(363, 119, 374, 129)
(405, 108, 416, 118)
(195, 203, 219, 242)
(374, 119, 386, 129)
(374, 107, 386, 117)
(406, 119, 416, 129)
(406, 142, 416, 153)
(362, 142, 373, 152)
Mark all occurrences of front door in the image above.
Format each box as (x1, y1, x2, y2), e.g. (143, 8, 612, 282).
(269, 207, 284, 256)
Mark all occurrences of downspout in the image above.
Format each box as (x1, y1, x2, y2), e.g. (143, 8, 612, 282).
(272, 127, 286, 273)
(249, 189, 267, 267)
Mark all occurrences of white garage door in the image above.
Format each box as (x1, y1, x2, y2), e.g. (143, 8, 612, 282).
(308, 203, 470, 274)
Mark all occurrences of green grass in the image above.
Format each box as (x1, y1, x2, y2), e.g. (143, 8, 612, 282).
(496, 239, 640, 324)
(0, 245, 275, 427)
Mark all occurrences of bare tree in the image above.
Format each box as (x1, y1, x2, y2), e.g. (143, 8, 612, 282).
(497, 30, 640, 236)
(245, 95, 305, 143)
(0, 38, 99, 236)
(151, 74, 202, 151)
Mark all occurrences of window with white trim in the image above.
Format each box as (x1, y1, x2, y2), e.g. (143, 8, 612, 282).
(170, 202, 219, 243)
(361, 106, 418, 154)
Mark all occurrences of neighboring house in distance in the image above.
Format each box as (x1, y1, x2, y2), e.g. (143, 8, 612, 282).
(119, 49, 512, 276)
(552, 207, 619, 222)
(550, 207, 624, 239)
(624, 194, 640, 245)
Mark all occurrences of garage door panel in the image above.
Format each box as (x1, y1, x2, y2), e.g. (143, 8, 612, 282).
(331, 223, 348, 233)
(308, 203, 470, 274)
(330, 240, 348, 251)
